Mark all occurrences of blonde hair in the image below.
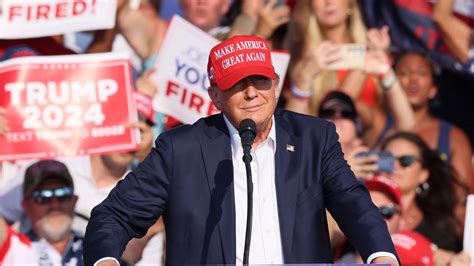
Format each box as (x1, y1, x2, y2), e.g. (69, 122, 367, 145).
(289, 0, 368, 115)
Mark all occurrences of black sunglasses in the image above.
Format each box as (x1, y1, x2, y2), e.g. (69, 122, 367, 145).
(379, 205, 400, 220)
(396, 155, 419, 168)
(319, 108, 356, 121)
(30, 187, 73, 205)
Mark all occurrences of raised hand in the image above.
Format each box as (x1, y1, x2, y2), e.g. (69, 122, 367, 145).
(291, 41, 342, 89)
(367, 25, 391, 51)
(363, 48, 391, 75)
(254, 0, 291, 40)
(346, 145, 378, 180)
(136, 68, 158, 99)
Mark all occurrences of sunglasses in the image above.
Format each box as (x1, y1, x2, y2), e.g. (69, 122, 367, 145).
(30, 187, 73, 205)
(396, 155, 419, 168)
(319, 108, 356, 121)
(378, 205, 400, 220)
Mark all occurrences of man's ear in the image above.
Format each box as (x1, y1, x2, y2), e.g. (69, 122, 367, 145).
(208, 86, 222, 110)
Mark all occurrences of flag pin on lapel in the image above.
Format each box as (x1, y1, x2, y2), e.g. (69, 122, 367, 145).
(286, 144, 294, 152)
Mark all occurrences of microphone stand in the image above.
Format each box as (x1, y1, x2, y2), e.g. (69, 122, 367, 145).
(242, 146, 253, 265)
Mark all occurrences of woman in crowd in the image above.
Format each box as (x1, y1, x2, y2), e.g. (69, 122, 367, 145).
(285, 0, 414, 148)
(380, 131, 467, 260)
(394, 52, 473, 193)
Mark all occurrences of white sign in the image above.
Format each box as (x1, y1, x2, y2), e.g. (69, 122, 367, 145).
(152, 15, 290, 124)
(0, 0, 116, 39)
(464, 194, 474, 266)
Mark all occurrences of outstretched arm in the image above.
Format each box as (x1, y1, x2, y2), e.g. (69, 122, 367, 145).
(83, 133, 173, 265)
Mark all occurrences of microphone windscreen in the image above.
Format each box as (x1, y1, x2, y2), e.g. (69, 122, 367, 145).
(238, 119, 256, 137)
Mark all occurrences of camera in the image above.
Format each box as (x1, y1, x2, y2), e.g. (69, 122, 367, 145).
(356, 151, 394, 173)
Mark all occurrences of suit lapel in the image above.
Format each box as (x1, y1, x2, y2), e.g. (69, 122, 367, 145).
(274, 113, 301, 261)
(200, 114, 236, 263)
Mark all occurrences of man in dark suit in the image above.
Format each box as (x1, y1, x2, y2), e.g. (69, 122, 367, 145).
(84, 35, 398, 265)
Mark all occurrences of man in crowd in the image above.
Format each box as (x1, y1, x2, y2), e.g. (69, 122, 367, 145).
(84, 35, 398, 265)
(0, 160, 83, 265)
(22, 160, 83, 265)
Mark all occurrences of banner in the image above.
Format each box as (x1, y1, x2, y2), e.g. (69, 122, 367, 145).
(0, 0, 116, 39)
(359, 0, 474, 75)
(152, 15, 290, 124)
(0, 53, 139, 161)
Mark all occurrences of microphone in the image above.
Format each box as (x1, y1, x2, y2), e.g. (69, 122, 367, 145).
(239, 119, 257, 163)
(238, 119, 256, 265)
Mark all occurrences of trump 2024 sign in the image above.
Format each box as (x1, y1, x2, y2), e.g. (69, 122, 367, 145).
(0, 53, 139, 161)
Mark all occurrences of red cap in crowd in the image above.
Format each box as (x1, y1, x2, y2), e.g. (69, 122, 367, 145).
(207, 35, 276, 90)
(365, 174, 402, 207)
(392, 231, 434, 266)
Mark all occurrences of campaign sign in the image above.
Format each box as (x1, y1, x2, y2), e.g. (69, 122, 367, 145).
(0, 53, 139, 161)
(152, 15, 290, 124)
(0, 0, 116, 39)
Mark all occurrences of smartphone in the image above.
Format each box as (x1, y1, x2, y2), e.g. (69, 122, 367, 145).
(326, 44, 366, 70)
(356, 151, 394, 174)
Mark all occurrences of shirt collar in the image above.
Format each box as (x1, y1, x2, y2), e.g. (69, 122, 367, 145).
(222, 114, 276, 157)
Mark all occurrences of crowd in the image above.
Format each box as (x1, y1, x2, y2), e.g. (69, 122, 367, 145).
(0, 0, 473, 265)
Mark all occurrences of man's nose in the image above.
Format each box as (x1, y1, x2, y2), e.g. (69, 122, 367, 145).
(244, 85, 258, 99)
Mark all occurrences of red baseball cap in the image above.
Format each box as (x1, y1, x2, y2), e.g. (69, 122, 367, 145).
(207, 35, 276, 90)
(365, 174, 402, 207)
(392, 231, 434, 266)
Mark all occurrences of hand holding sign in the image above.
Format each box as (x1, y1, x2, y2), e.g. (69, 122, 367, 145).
(136, 68, 158, 98)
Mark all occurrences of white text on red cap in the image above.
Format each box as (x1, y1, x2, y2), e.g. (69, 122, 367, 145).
(213, 40, 268, 60)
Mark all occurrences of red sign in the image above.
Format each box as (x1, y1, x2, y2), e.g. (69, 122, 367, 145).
(0, 53, 139, 161)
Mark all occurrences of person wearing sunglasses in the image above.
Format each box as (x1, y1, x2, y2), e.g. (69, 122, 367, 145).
(334, 175, 404, 263)
(365, 175, 402, 234)
(20, 160, 83, 265)
(318, 91, 378, 180)
(394, 52, 473, 194)
(381, 131, 471, 265)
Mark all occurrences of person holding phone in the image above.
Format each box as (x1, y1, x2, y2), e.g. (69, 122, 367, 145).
(226, 0, 291, 48)
(380, 131, 469, 264)
(318, 91, 378, 179)
(285, 0, 415, 148)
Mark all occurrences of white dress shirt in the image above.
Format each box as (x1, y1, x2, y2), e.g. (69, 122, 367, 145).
(224, 115, 284, 264)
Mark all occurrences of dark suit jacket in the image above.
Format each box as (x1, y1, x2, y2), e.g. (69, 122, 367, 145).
(84, 109, 396, 265)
